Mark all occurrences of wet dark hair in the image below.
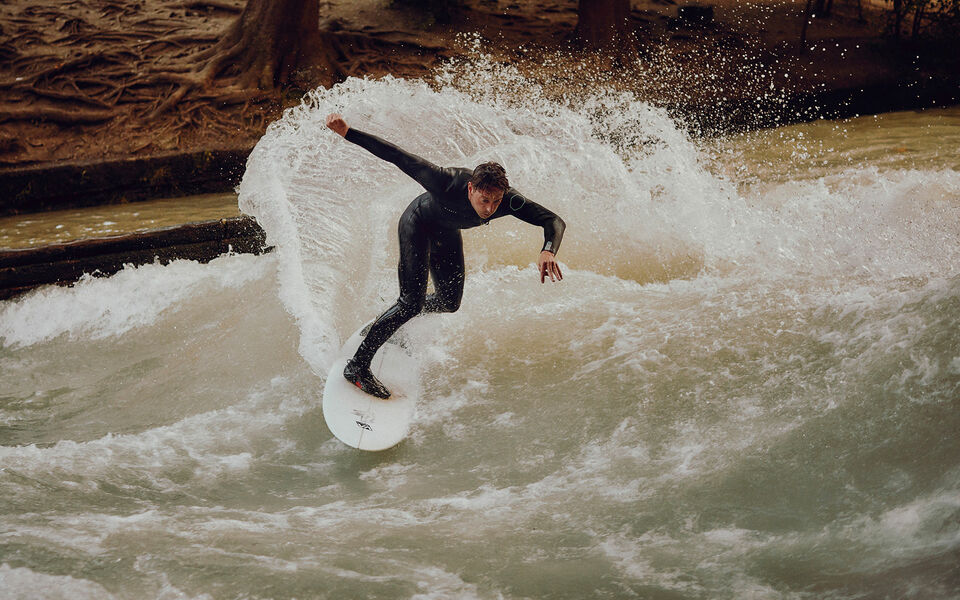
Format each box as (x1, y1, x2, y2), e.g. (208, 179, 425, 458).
(470, 162, 509, 192)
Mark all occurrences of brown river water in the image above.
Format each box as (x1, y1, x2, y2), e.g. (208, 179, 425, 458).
(1, 70, 958, 599)
(0, 192, 240, 250)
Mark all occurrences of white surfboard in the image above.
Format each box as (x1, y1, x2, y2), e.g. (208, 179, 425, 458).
(322, 324, 420, 451)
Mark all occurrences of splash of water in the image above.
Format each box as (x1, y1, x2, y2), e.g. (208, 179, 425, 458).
(238, 58, 960, 378)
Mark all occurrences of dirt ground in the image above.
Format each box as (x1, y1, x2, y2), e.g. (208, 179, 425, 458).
(0, 0, 937, 168)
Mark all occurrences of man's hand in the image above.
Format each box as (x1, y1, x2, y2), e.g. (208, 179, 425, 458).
(326, 113, 349, 137)
(538, 250, 563, 283)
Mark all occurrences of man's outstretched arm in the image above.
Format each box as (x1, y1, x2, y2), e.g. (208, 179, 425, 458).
(326, 114, 454, 196)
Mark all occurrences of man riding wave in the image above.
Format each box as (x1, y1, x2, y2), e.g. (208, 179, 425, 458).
(326, 113, 565, 398)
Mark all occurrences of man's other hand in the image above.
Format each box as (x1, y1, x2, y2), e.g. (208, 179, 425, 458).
(538, 250, 563, 283)
(326, 113, 349, 137)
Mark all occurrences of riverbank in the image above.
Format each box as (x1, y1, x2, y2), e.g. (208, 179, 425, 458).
(2, 0, 958, 171)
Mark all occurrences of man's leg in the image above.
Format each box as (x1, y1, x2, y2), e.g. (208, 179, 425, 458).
(424, 228, 464, 314)
(345, 200, 429, 398)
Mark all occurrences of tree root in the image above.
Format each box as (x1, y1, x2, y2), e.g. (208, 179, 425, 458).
(22, 87, 116, 109)
(0, 52, 132, 88)
(0, 0, 450, 164)
(138, 33, 219, 51)
(0, 105, 115, 125)
(183, 0, 242, 13)
(146, 27, 254, 118)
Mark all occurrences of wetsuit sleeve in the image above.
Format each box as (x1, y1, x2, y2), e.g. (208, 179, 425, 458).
(504, 190, 566, 255)
(344, 128, 455, 196)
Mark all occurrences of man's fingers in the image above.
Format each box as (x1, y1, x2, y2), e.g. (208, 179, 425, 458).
(539, 260, 563, 283)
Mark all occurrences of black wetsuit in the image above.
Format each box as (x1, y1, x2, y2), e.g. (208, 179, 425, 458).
(345, 128, 566, 381)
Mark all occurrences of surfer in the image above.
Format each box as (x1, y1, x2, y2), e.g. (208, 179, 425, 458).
(326, 113, 565, 399)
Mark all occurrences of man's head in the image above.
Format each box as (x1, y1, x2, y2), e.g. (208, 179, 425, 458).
(468, 162, 509, 219)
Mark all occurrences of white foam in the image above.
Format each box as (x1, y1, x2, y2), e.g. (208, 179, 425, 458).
(0, 253, 272, 349)
(237, 74, 732, 376)
(0, 564, 116, 600)
(236, 70, 960, 399)
(766, 482, 960, 578)
(597, 528, 801, 599)
(811, 275, 960, 403)
(409, 565, 488, 600)
(0, 375, 308, 489)
(743, 167, 960, 278)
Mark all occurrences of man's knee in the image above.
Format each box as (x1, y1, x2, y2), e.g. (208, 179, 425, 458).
(423, 293, 460, 314)
(441, 296, 461, 313)
(398, 295, 425, 318)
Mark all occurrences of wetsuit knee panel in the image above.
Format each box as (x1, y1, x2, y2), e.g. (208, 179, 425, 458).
(395, 295, 425, 317)
(423, 293, 460, 314)
(441, 296, 461, 313)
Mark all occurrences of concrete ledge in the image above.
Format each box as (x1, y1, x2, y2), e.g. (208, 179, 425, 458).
(0, 148, 252, 217)
(0, 216, 269, 300)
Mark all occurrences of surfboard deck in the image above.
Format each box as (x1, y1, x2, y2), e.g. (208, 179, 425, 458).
(322, 325, 420, 451)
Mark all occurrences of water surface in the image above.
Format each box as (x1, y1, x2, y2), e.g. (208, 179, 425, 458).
(1, 73, 958, 599)
(0, 193, 239, 250)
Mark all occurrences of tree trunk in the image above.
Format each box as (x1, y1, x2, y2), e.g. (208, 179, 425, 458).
(893, 0, 903, 37)
(800, 0, 815, 51)
(911, 2, 926, 38)
(150, 0, 342, 116)
(575, 0, 631, 50)
(211, 0, 340, 89)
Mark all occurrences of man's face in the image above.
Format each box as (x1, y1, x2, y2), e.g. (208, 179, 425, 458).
(467, 182, 504, 220)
